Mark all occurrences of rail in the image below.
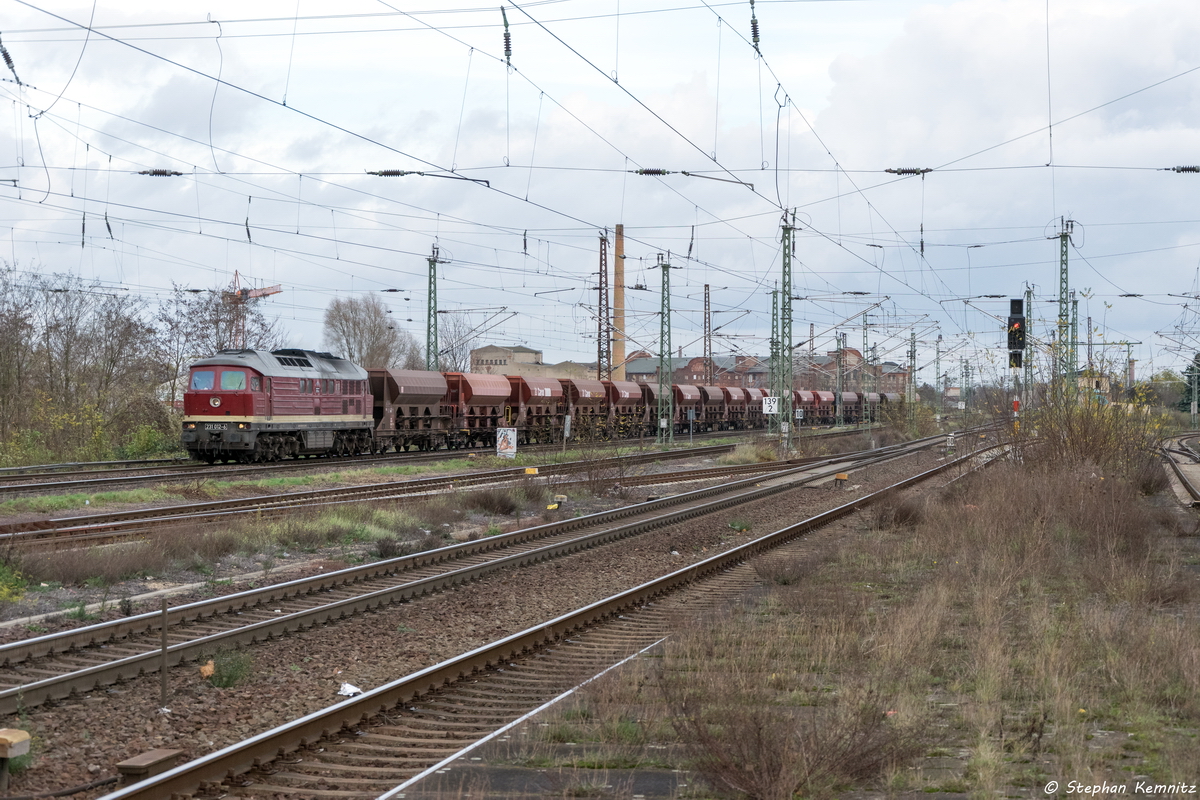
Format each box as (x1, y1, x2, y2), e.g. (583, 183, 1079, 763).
(0, 439, 936, 713)
(101, 442, 993, 800)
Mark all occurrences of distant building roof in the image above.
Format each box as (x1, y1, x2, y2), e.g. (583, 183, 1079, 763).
(625, 357, 693, 373)
(625, 355, 770, 375)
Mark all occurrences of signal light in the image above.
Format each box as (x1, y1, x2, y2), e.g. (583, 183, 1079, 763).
(1007, 316, 1026, 350)
(1009, 351, 1022, 368)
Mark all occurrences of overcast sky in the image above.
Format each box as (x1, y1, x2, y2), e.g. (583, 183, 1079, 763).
(2, 0, 1198, 386)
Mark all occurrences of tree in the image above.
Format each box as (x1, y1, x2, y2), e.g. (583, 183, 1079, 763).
(1136, 368, 1182, 408)
(0, 265, 37, 442)
(323, 294, 422, 368)
(1178, 356, 1200, 414)
(0, 268, 176, 463)
(152, 284, 286, 408)
(438, 310, 481, 373)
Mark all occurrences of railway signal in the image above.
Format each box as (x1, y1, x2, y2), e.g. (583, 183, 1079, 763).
(1007, 298, 1026, 351)
(1008, 297, 1025, 370)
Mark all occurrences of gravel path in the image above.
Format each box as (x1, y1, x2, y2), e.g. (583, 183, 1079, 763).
(3, 448, 952, 798)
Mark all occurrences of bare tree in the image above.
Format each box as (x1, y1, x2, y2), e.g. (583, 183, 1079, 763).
(0, 265, 36, 441)
(0, 269, 176, 463)
(397, 332, 424, 370)
(154, 287, 197, 407)
(438, 310, 482, 373)
(323, 294, 421, 368)
(157, 285, 283, 359)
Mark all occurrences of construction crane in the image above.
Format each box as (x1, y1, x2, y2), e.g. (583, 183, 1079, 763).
(225, 270, 281, 349)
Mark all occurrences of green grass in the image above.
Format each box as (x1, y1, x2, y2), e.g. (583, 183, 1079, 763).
(206, 649, 253, 688)
(0, 440, 712, 518)
(0, 562, 27, 602)
(63, 601, 95, 621)
(0, 488, 174, 516)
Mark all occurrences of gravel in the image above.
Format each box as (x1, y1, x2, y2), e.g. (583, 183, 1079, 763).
(1, 447, 952, 798)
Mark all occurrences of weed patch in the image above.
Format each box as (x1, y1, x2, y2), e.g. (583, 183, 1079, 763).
(205, 649, 253, 688)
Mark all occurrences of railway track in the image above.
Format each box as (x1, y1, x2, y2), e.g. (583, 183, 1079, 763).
(0, 444, 747, 551)
(0, 426, 874, 497)
(0, 449, 474, 496)
(0, 431, 889, 552)
(99, 440, 1002, 800)
(0, 437, 941, 716)
(1162, 435, 1200, 506)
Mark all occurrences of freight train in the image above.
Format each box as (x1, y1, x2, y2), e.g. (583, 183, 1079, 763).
(180, 348, 899, 462)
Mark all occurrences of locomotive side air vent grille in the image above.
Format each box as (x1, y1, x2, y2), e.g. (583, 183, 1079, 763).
(274, 356, 313, 368)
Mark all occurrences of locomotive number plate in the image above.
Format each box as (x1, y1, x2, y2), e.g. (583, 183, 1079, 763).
(204, 423, 228, 431)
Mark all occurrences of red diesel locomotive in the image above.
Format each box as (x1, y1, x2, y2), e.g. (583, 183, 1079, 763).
(182, 349, 373, 462)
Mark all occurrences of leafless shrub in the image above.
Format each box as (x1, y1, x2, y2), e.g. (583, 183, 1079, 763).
(1151, 507, 1199, 538)
(1026, 397, 1168, 480)
(465, 487, 519, 516)
(1131, 453, 1170, 495)
(566, 442, 638, 498)
(375, 536, 403, 560)
(378, 532, 448, 559)
(873, 428, 903, 447)
(413, 497, 460, 528)
(754, 554, 817, 586)
(159, 525, 245, 563)
(657, 613, 924, 800)
(516, 479, 547, 505)
(871, 492, 924, 529)
(20, 542, 166, 585)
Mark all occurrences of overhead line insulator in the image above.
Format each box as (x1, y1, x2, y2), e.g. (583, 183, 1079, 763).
(1171, 166, 1199, 173)
(632, 168, 673, 176)
(749, 0, 761, 54)
(501, 7, 512, 66)
(0, 35, 19, 85)
(885, 168, 932, 175)
(367, 169, 421, 177)
(138, 169, 183, 176)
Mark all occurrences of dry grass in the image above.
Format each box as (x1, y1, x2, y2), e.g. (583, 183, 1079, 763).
(519, 410, 1200, 798)
(15, 496, 466, 586)
(717, 441, 781, 465)
(657, 616, 926, 800)
(465, 487, 520, 516)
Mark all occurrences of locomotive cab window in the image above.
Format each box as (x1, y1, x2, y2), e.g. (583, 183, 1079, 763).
(220, 371, 247, 391)
(250, 377, 261, 391)
(190, 370, 215, 391)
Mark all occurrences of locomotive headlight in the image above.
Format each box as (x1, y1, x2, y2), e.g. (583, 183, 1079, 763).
(238, 423, 247, 429)
(184, 422, 196, 430)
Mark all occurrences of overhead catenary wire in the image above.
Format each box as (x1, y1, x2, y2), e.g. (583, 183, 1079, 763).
(1, 1, 1190, 372)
